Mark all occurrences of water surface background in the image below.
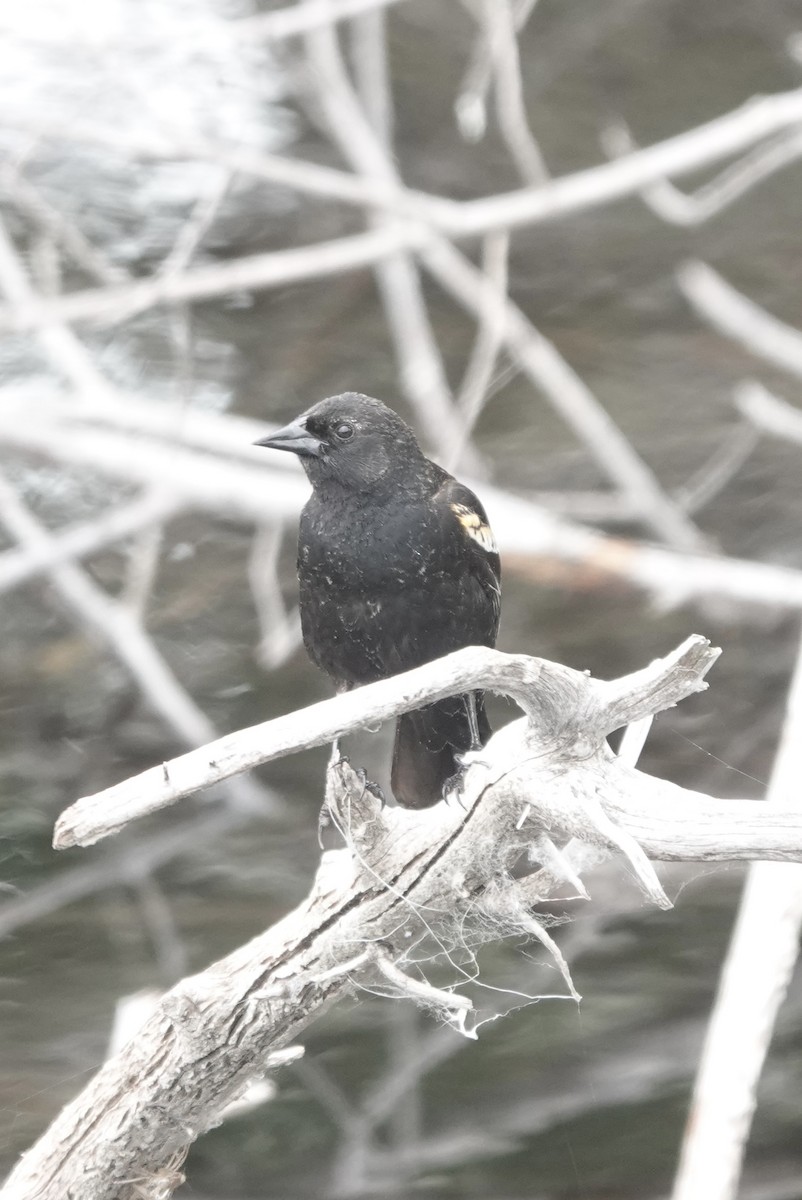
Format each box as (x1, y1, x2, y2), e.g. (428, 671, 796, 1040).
(2, 0, 802, 1196)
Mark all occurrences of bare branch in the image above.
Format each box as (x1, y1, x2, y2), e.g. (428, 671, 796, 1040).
(304, 5, 482, 471)
(735, 380, 802, 446)
(120, 514, 165, 620)
(450, 86, 802, 237)
(4, 119, 459, 224)
(673, 628, 802, 1200)
(7, 407, 802, 617)
(672, 423, 760, 515)
(7, 638, 802, 1200)
(0, 489, 181, 595)
(5, 88, 802, 332)
(0, 471, 274, 816)
(0, 807, 245, 939)
(456, 0, 540, 142)
(55, 636, 717, 849)
(350, 6, 394, 147)
(0, 165, 129, 285)
(0, 225, 420, 333)
(601, 122, 802, 226)
(232, 0, 409, 41)
(479, 0, 548, 183)
(157, 166, 232, 276)
(248, 524, 304, 670)
(0, 473, 197, 744)
(448, 230, 510, 472)
(0, 415, 312, 522)
(678, 259, 802, 379)
(422, 239, 708, 550)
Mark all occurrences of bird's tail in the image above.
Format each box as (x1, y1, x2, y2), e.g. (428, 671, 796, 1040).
(390, 692, 491, 809)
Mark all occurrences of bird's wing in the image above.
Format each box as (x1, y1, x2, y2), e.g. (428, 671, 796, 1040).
(432, 474, 502, 630)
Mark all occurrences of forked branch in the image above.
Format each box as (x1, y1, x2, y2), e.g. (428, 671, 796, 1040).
(6, 637, 802, 1200)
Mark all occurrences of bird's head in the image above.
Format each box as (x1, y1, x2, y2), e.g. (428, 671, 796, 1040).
(255, 393, 427, 495)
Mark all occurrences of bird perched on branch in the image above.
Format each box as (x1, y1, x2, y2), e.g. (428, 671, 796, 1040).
(255, 393, 501, 808)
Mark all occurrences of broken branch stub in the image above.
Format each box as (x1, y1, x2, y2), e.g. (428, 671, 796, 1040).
(17, 634, 802, 1200)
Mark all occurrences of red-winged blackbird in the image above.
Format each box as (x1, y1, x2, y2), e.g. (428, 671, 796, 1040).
(256, 393, 501, 808)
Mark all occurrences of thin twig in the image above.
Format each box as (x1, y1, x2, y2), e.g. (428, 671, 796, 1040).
(121, 518, 165, 620)
(0, 225, 423, 333)
(349, 7, 393, 147)
(158, 167, 232, 277)
(422, 238, 707, 550)
(602, 121, 802, 226)
(0, 490, 182, 595)
(678, 260, 802, 380)
(735, 380, 802, 446)
(0, 471, 274, 816)
(481, 0, 548, 183)
(455, 0, 539, 142)
(248, 524, 304, 670)
(232, 0, 408, 41)
(2, 119, 457, 225)
(0, 806, 248, 939)
(448, 230, 509, 471)
(0, 165, 130, 285)
(672, 423, 760, 515)
(133, 876, 189, 982)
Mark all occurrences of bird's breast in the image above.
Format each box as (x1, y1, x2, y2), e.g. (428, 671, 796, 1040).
(299, 496, 441, 590)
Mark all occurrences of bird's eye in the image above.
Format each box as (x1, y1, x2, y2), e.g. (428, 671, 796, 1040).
(334, 421, 354, 441)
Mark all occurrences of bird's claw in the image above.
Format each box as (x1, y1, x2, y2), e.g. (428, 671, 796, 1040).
(326, 754, 384, 807)
(443, 749, 487, 808)
(356, 768, 386, 808)
(442, 763, 469, 809)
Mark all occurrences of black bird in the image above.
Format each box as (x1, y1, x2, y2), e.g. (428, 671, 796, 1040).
(255, 393, 501, 808)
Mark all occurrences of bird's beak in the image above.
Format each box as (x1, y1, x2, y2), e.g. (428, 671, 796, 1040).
(254, 420, 323, 458)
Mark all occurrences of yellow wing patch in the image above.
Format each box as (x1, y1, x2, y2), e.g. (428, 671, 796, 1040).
(450, 503, 497, 553)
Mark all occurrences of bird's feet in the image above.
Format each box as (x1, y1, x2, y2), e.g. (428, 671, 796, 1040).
(443, 749, 488, 807)
(442, 762, 469, 808)
(355, 767, 386, 808)
(326, 751, 385, 807)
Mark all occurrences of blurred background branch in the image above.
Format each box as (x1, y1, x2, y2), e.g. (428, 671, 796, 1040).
(2, 0, 802, 1197)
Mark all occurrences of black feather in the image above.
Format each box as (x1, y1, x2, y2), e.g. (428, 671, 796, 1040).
(256, 393, 501, 808)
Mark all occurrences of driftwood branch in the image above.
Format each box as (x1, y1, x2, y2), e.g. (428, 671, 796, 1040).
(54, 638, 702, 849)
(7, 636, 802, 1200)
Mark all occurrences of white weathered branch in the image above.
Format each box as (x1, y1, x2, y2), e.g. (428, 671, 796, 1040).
(672, 631, 802, 1200)
(474, 0, 548, 183)
(4, 88, 802, 333)
(53, 638, 707, 848)
(304, 7, 483, 472)
(735, 380, 802, 446)
(678, 260, 802, 379)
(232, 0, 408, 41)
(298, 15, 703, 548)
(8, 636, 802, 1200)
(420, 237, 707, 551)
(0, 489, 182, 594)
(8, 404, 802, 617)
(601, 123, 802, 226)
